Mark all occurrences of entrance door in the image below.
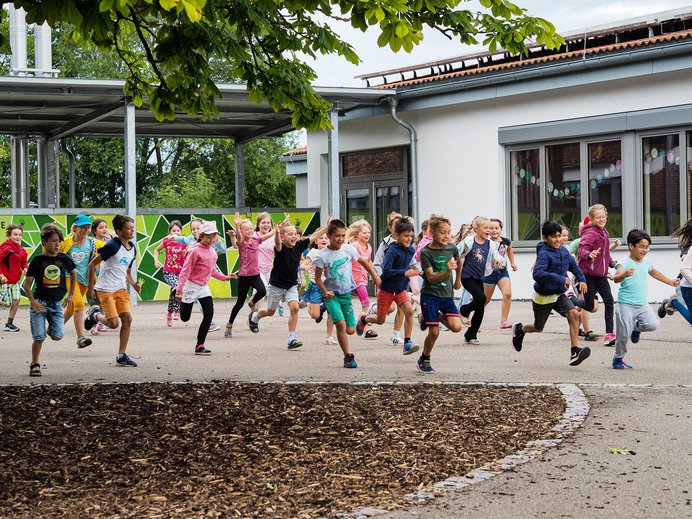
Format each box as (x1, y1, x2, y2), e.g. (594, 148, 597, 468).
(342, 179, 408, 251)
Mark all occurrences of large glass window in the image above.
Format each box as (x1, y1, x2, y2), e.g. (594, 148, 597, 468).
(546, 143, 581, 238)
(588, 141, 623, 237)
(511, 149, 540, 240)
(643, 134, 680, 236)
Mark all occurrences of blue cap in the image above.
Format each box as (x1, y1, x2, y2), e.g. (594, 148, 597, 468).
(73, 215, 92, 227)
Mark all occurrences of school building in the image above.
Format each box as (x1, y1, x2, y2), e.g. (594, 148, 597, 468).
(303, 8, 692, 301)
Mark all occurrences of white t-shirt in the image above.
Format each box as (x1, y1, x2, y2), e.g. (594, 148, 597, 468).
(94, 238, 136, 292)
(312, 244, 360, 295)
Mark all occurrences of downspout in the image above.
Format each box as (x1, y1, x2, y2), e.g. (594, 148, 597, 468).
(388, 97, 418, 225)
(60, 140, 76, 208)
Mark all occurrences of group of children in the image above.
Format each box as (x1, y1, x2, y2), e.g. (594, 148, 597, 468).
(4, 206, 690, 376)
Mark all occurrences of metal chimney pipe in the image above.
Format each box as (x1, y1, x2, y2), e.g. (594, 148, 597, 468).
(34, 22, 53, 77)
(9, 6, 28, 76)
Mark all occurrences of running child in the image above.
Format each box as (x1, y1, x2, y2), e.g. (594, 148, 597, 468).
(224, 212, 282, 338)
(417, 214, 463, 374)
(154, 220, 186, 326)
(512, 220, 592, 366)
(577, 204, 618, 346)
(0, 224, 28, 332)
(358, 216, 421, 355)
(250, 219, 330, 349)
(174, 221, 235, 355)
(313, 219, 381, 368)
(61, 215, 107, 349)
(458, 216, 505, 344)
(84, 214, 141, 367)
(612, 229, 680, 369)
(482, 218, 517, 329)
(254, 212, 287, 316)
(301, 234, 335, 343)
(347, 219, 378, 339)
(658, 220, 692, 324)
(22, 224, 76, 377)
(91, 218, 113, 241)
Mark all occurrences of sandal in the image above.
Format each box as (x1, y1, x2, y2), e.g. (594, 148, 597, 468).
(224, 323, 233, 338)
(364, 329, 378, 339)
(29, 363, 42, 377)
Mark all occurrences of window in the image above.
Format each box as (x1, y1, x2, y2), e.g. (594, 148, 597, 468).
(511, 149, 541, 240)
(588, 141, 623, 237)
(546, 143, 581, 238)
(687, 132, 692, 221)
(642, 134, 680, 236)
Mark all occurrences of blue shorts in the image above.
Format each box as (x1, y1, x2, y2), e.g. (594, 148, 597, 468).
(29, 299, 65, 341)
(483, 269, 510, 286)
(302, 282, 324, 304)
(421, 293, 459, 327)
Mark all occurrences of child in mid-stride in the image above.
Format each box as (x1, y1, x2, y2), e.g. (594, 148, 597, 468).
(22, 224, 76, 377)
(512, 220, 592, 367)
(347, 219, 377, 339)
(314, 219, 381, 368)
(85, 214, 141, 367)
(0, 224, 28, 332)
(250, 219, 329, 349)
(612, 229, 679, 369)
(358, 216, 421, 355)
(154, 220, 186, 326)
(417, 214, 463, 374)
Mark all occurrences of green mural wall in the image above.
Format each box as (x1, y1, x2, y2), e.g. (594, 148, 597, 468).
(1, 210, 320, 303)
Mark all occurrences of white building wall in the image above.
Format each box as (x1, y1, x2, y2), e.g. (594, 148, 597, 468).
(308, 70, 692, 301)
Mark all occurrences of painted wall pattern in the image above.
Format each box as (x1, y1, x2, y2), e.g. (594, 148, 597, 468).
(1, 211, 320, 303)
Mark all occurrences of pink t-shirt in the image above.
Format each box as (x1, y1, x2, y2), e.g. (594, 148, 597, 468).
(414, 234, 433, 262)
(237, 235, 262, 276)
(163, 238, 186, 275)
(176, 243, 227, 295)
(351, 241, 371, 288)
(256, 232, 275, 276)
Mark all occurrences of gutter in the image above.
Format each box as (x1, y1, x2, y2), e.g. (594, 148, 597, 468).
(388, 97, 418, 225)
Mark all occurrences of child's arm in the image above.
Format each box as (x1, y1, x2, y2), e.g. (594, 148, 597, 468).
(308, 222, 329, 243)
(273, 223, 283, 253)
(357, 257, 381, 286)
(86, 254, 103, 301)
(22, 275, 44, 312)
(506, 244, 518, 271)
(610, 239, 621, 251)
(314, 266, 332, 299)
(154, 241, 165, 269)
(423, 258, 458, 285)
(649, 267, 680, 287)
(126, 267, 141, 295)
(259, 228, 277, 242)
(454, 251, 462, 290)
(227, 230, 238, 249)
(233, 211, 242, 229)
(63, 268, 77, 308)
(612, 264, 634, 284)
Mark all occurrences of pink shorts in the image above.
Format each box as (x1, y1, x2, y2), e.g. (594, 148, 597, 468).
(376, 289, 410, 320)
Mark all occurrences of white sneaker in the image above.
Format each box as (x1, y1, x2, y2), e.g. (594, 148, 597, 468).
(390, 333, 404, 346)
(324, 336, 338, 345)
(366, 303, 377, 317)
(208, 322, 221, 332)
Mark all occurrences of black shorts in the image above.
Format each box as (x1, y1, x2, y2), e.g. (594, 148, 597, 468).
(532, 294, 575, 330)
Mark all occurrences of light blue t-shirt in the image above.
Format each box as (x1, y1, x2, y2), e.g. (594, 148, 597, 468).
(66, 240, 94, 285)
(616, 256, 652, 305)
(312, 244, 360, 295)
(175, 234, 227, 254)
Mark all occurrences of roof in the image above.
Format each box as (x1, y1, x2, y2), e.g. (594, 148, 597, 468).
(281, 146, 307, 157)
(0, 78, 394, 141)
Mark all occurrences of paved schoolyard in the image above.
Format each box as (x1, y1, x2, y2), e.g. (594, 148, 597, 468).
(1, 299, 690, 517)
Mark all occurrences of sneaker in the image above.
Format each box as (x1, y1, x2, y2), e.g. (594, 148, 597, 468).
(355, 315, 367, 336)
(316, 303, 327, 324)
(364, 328, 378, 339)
(569, 346, 591, 366)
(116, 353, 138, 367)
(195, 344, 212, 356)
(298, 300, 308, 309)
(89, 327, 100, 336)
(403, 341, 420, 355)
(390, 333, 404, 346)
(499, 321, 513, 330)
(248, 311, 259, 333)
(343, 353, 357, 368)
(603, 333, 616, 347)
(612, 357, 634, 369)
(416, 356, 435, 374)
(167, 312, 173, 327)
(84, 306, 101, 331)
(512, 322, 525, 352)
(324, 336, 338, 345)
(278, 305, 285, 317)
(583, 330, 599, 342)
(464, 338, 480, 345)
(630, 330, 641, 344)
(578, 328, 585, 337)
(366, 303, 377, 317)
(208, 322, 221, 332)
(4, 322, 19, 332)
(460, 314, 471, 328)
(224, 324, 233, 338)
(657, 298, 675, 318)
(173, 312, 180, 320)
(97, 322, 107, 332)
(76, 336, 92, 349)
(287, 338, 303, 350)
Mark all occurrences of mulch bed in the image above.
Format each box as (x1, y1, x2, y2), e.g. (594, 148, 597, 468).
(1, 383, 564, 518)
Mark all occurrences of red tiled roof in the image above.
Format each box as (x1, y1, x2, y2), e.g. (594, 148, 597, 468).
(282, 146, 307, 157)
(378, 29, 692, 89)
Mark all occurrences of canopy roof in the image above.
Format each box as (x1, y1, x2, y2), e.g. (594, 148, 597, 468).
(0, 77, 393, 142)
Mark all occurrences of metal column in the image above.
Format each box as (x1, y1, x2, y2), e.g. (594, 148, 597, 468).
(124, 101, 137, 222)
(37, 139, 47, 207)
(234, 142, 245, 209)
(11, 138, 29, 208)
(327, 108, 340, 219)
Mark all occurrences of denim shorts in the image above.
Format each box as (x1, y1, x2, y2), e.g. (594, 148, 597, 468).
(483, 269, 510, 286)
(30, 299, 65, 341)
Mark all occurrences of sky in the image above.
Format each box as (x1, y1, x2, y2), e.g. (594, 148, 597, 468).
(304, 0, 692, 88)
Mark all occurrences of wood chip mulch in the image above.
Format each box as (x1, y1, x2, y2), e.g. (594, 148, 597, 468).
(0, 383, 564, 518)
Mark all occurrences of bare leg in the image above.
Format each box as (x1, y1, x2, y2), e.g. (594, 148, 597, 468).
(497, 277, 512, 323)
(8, 300, 19, 320)
(401, 301, 414, 339)
(31, 340, 44, 364)
(118, 313, 132, 354)
(287, 301, 299, 331)
(483, 285, 494, 307)
(335, 320, 350, 356)
(423, 326, 439, 355)
(567, 309, 580, 346)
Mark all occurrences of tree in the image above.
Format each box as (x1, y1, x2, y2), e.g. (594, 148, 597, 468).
(1, 0, 563, 131)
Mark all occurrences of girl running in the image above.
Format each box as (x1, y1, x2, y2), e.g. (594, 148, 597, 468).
(154, 220, 186, 326)
(347, 219, 377, 339)
(482, 218, 517, 329)
(659, 220, 692, 324)
(176, 221, 235, 356)
(0, 224, 28, 332)
(301, 234, 336, 343)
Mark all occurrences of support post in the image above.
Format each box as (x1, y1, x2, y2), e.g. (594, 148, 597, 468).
(11, 138, 29, 208)
(124, 100, 138, 305)
(327, 108, 340, 219)
(36, 139, 47, 207)
(234, 142, 245, 209)
(46, 140, 59, 208)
